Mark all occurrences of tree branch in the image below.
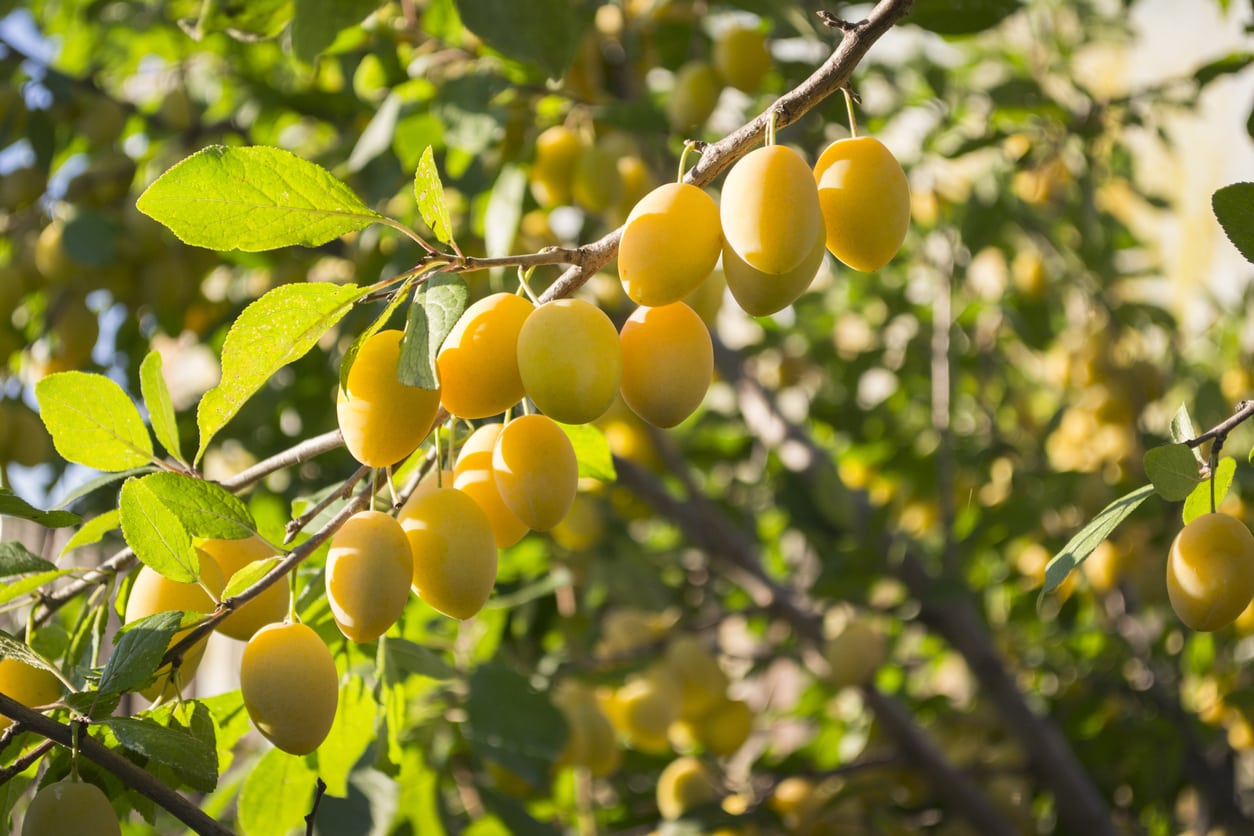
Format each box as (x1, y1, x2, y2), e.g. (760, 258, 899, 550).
(0, 694, 234, 836)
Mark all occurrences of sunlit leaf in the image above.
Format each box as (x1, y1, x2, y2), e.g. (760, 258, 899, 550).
(414, 146, 454, 245)
(141, 472, 255, 541)
(1043, 484, 1155, 597)
(119, 477, 198, 583)
(137, 145, 381, 252)
(140, 351, 183, 464)
(61, 509, 123, 556)
(1144, 444, 1201, 501)
(238, 748, 318, 836)
(35, 372, 154, 471)
(1183, 457, 1238, 524)
(398, 274, 469, 390)
(97, 610, 182, 695)
(561, 423, 616, 482)
(196, 282, 368, 463)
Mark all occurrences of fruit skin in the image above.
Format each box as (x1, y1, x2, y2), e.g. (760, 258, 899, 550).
(448, 424, 529, 548)
(21, 779, 120, 836)
(713, 25, 771, 92)
(401, 487, 498, 620)
(123, 554, 226, 701)
(657, 755, 720, 820)
(618, 183, 723, 307)
(0, 659, 62, 731)
(823, 614, 887, 690)
(337, 329, 441, 467)
(199, 535, 289, 641)
(722, 223, 826, 316)
(606, 666, 682, 753)
(667, 61, 722, 132)
(240, 621, 339, 755)
(516, 298, 622, 425)
(619, 303, 713, 428)
(720, 144, 823, 277)
(689, 696, 753, 757)
(491, 414, 579, 531)
(813, 136, 910, 272)
(437, 293, 533, 419)
(326, 510, 413, 642)
(1167, 513, 1254, 631)
(530, 125, 584, 208)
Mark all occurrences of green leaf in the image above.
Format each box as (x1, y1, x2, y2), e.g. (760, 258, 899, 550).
(0, 570, 74, 606)
(382, 636, 455, 681)
(119, 477, 198, 583)
(185, 0, 291, 40)
(0, 489, 80, 528)
(465, 663, 566, 790)
(222, 557, 282, 600)
(0, 630, 61, 673)
(398, 274, 468, 390)
(559, 423, 616, 482)
(98, 610, 182, 695)
(140, 351, 183, 464)
(1195, 52, 1254, 88)
(34, 372, 154, 471)
(478, 787, 561, 836)
(453, 0, 583, 78)
(238, 748, 318, 836)
(414, 146, 454, 246)
(1143, 444, 1201, 501)
(908, 0, 1023, 35)
(105, 714, 218, 793)
(1171, 403, 1197, 444)
(1213, 182, 1254, 265)
(484, 164, 527, 278)
(1043, 484, 1155, 596)
(196, 282, 368, 463)
(61, 509, 122, 556)
(291, 0, 377, 62)
(1183, 457, 1238, 524)
(141, 472, 255, 541)
(136, 145, 382, 252)
(0, 542, 56, 576)
(314, 675, 377, 797)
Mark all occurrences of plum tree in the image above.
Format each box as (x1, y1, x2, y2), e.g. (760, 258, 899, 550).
(326, 510, 413, 642)
(619, 302, 713, 428)
(490, 414, 579, 531)
(21, 779, 120, 836)
(617, 182, 723, 306)
(337, 329, 441, 467)
(239, 621, 339, 755)
(1166, 513, 1254, 632)
(401, 486, 498, 619)
(437, 293, 533, 420)
(516, 298, 622, 425)
(813, 135, 910, 272)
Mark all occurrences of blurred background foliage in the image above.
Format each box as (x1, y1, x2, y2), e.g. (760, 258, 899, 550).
(1, 0, 1253, 834)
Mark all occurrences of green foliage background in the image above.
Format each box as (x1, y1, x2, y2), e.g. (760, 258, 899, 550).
(1, 0, 1253, 834)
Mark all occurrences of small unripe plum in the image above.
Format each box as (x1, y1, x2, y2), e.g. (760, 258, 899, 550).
(491, 414, 578, 531)
(713, 24, 771, 92)
(662, 634, 729, 720)
(199, 535, 289, 641)
(667, 61, 722, 132)
(21, 780, 120, 836)
(813, 136, 910, 272)
(516, 298, 622, 425)
(0, 659, 62, 731)
(326, 510, 413, 642)
(123, 554, 226, 701)
(337, 329, 441, 467)
(656, 755, 720, 819)
(721, 144, 823, 276)
(618, 183, 723, 307)
(1167, 513, 1254, 632)
(437, 293, 534, 420)
(240, 621, 339, 755)
(551, 493, 605, 552)
(530, 125, 584, 208)
(402, 487, 499, 620)
(722, 223, 826, 316)
(619, 302, 713, 428)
